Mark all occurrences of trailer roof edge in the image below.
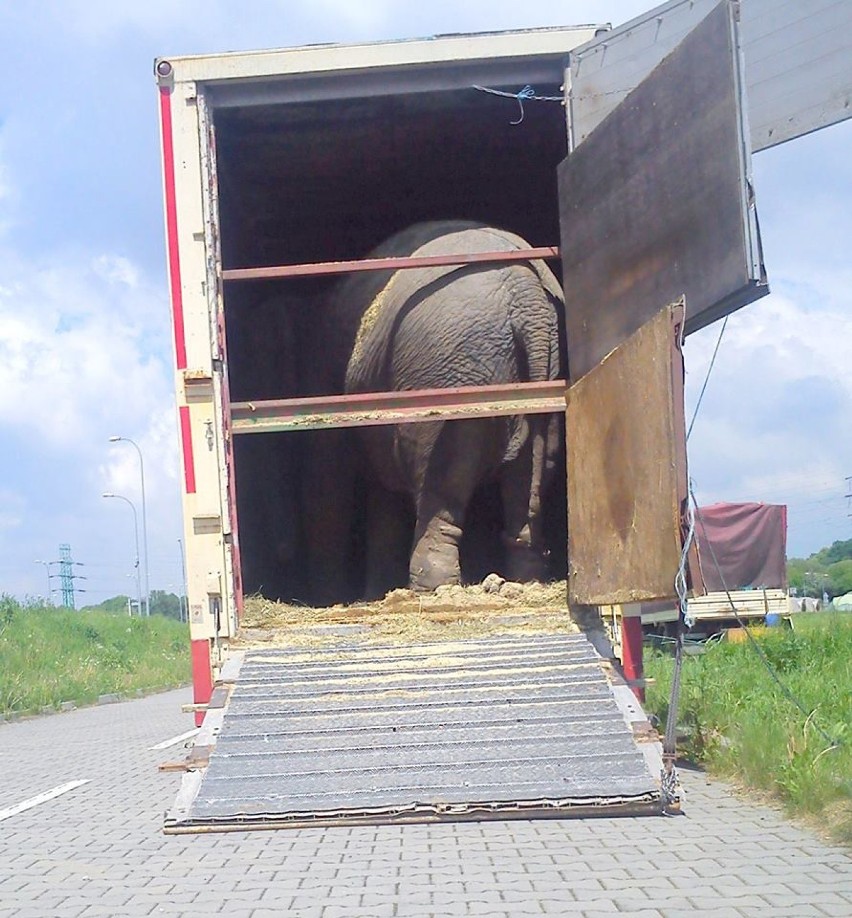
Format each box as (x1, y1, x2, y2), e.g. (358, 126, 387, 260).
(155, 25, 604, 86)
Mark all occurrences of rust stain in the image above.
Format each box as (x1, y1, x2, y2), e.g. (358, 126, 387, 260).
(603, 413, 634, 543)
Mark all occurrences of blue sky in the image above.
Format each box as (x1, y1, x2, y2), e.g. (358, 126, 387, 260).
(0, 1, 850, 605)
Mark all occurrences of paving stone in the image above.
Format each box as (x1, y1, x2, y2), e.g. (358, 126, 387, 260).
(96, 693, 121, 704)
(5, 911, 70, 918)
(659, 910, 745, 918)
(763, 891, 850, 908)
(558, 897, 618, 912)
(0, 688, 849, 918)
(470, 902, 544, 916)
(323, 908, 384, 918)
(787, 879, 852, 895)
(743, 909, 829, 918)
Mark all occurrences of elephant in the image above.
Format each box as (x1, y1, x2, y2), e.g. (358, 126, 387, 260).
(303, 221, 566, 602)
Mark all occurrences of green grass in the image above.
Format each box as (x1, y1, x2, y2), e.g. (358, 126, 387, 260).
(645, 611, 852, 844)
(0, 595, 190, 716)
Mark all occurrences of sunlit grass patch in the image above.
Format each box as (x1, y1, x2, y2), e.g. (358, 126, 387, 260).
(645, 611, 852, 844)
(0, 595, 190, 715)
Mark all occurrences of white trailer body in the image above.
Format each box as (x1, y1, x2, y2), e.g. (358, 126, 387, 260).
(156, 1, 852, 724)
(156, 24, 601, 713)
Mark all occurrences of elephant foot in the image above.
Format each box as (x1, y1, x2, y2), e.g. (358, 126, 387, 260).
(410, 520, 463, 592)
(503, 534, 550, 583)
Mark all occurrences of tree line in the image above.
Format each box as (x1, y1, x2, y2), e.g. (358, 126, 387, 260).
(787, 538, 852, 598)
(79, 590, 186, 620)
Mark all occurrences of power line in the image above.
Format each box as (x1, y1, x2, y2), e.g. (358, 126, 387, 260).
(714, 481, 845, 502)
(686, 316, 728, 441)
(789, 504, 849, 520)
(691, 484, 848, 515)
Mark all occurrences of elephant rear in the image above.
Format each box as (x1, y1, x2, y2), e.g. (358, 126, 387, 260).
(311, 222, 566, 597)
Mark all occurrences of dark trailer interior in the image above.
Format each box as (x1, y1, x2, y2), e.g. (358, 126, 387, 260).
(209, 53, 573, 604)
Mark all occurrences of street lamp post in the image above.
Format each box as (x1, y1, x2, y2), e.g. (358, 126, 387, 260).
(103, 492, 143, 618)
(33, 559, 53, 603)
(109, 436, 149, 616)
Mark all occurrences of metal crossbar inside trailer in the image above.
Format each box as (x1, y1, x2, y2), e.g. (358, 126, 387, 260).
(165, 628, 664, 833)
(157, 0, 852, 830)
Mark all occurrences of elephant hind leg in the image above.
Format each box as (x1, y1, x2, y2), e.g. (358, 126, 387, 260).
(409, 420, 496, 592)
(409, 508, 464, 592)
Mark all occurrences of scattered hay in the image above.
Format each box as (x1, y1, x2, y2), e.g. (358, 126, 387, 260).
(238, 579, 577, 649)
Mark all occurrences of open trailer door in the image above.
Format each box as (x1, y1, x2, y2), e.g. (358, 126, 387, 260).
(559, 0, 767, 607)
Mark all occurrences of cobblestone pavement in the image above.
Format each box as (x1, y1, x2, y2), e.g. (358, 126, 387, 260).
(0, 688, 849, 917)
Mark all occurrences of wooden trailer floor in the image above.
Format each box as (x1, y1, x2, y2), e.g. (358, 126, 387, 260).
(165, 604, 665, 833)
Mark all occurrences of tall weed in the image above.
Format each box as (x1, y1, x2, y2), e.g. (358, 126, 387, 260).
(0, 595, 190, 715)
(645, 613, 852, 844)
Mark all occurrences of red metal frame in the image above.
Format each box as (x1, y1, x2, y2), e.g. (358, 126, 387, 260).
(222, 246, 560, 282)
(190, 639, 213, 727)
(621, 616, 645, 702)
(158, 87, 188, 371)
(178, 406, 197, 494)
(231, 380, 567, 433)
(216, 309, 245, 626)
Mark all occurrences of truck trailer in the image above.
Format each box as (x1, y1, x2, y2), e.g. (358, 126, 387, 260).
(155, 0, 851, 831)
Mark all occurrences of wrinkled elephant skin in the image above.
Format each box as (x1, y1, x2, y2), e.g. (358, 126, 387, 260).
(307, 221, 566, 599)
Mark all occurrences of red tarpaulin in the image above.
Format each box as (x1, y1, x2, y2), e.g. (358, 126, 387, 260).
(693, 502, 787, 592)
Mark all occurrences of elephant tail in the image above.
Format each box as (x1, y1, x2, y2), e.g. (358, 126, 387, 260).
(509, 274, 563, 384)
(503, 268, 564, 473)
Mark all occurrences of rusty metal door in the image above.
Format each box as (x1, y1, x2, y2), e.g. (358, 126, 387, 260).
(558, 0, 764, 604)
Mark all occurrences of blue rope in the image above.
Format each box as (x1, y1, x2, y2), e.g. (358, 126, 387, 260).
(473, 84, 563, 124)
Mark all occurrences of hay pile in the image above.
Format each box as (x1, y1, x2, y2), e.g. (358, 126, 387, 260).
(238, 578, 578, 649)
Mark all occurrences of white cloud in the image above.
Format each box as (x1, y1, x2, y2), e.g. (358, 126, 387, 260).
(92, 254, 140, 288)
(0, 248, 171, 448)
(0, 239, 183, 601)
(99, 402, 181, 528)
(684, 286, 852, 555)
(687, 289, 852, 406)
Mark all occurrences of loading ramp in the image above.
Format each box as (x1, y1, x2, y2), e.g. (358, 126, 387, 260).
(165, 622, 666, 832)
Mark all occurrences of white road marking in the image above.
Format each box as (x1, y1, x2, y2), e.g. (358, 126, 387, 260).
(149, 727, 200, 751)
(0, 780, 90, 823)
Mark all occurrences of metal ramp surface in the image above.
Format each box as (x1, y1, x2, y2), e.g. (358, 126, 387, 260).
(165, 631, 663, 832)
